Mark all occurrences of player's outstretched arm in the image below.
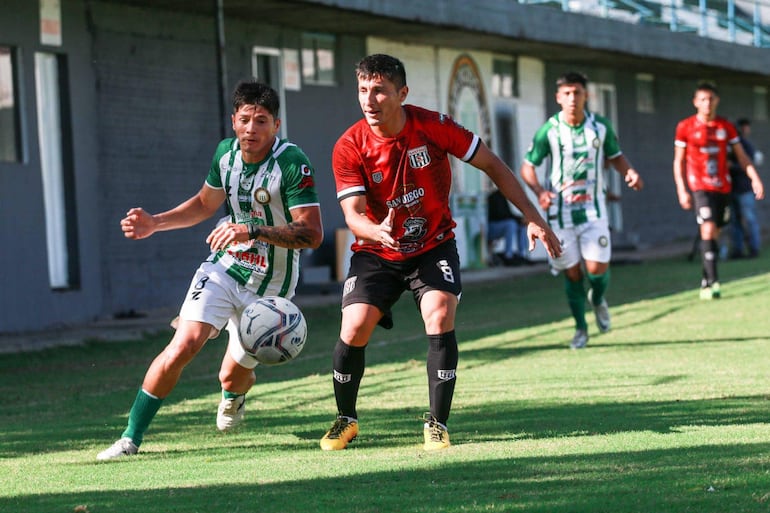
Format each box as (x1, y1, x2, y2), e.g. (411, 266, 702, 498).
(338, 195, 399, 250)
(471, 143, 561, 258)
(121, 185, 225, 240)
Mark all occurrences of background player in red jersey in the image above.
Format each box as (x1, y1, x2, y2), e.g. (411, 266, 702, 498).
(320, 54, 561, 451)
(673, 82, 764, 299)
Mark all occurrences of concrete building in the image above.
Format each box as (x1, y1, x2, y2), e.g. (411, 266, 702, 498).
(1, 0, 768, 334)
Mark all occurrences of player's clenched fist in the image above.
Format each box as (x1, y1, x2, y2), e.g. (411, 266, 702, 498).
(121, 207, 156, 239)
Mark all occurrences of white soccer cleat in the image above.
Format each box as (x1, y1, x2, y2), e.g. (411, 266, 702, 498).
(97, 437, 138, 461)
(217, 394, 246, 431)
(587, 288, 611, 333)
(570, 329, 589, 349)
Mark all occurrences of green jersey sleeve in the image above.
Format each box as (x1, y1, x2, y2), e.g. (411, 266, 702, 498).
(598, 115, 622, 158)
(524, 119, 555, 166)
(276, 145, 320, 208)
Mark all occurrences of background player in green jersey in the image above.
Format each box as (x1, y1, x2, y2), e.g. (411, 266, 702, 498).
(97, 80, 323, 460)
(520, 71, 643, 349)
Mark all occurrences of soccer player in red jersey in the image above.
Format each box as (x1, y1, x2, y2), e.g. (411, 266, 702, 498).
(673, 82, 764, 299)
(320, 54, 561, 451)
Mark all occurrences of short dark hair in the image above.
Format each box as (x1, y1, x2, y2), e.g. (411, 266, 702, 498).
(232, 80, 280, 118)
(695, 81, 719, 96)
(355, 54, 407, 90)
(736, 117, 750, 128)
(556, 71, 588, 89)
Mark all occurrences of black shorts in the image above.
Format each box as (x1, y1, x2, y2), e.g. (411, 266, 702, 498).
(341, 240, 462, 329)
(692, 190, 730, 227)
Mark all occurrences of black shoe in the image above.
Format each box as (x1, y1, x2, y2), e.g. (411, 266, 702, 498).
(501, 255, 523, 267)
(518, 255, 536, 265)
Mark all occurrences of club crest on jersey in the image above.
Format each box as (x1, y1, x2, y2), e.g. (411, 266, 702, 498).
(401, 217, 427, 242)
(408, 146, 431, 169)
(372, 171, 383, 184)
(254, 187, 271, 204)
(592, 137, 601, 148)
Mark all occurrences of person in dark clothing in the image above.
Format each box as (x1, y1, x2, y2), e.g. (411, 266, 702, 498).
(487, 188, 530, 266)
(728, 118, 763, 258)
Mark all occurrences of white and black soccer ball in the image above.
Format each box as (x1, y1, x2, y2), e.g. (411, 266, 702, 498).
(238, 296, 307, 366)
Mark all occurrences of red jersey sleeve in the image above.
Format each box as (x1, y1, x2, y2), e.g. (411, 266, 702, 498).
(674, 118, 690, 148)
(332, 123, 368, 202)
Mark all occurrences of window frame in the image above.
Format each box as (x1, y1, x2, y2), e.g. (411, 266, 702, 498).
(300, 32, 336, 86)
(0, 45, 23, 163)
(635, 73, 655, 114)
(491, 56, 519, 99)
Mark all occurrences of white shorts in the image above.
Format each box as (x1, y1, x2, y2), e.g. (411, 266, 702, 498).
(549, 218, 612, 272)
(178, 261, 262, 369)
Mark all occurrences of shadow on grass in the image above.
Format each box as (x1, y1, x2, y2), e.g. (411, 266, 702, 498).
(3, 391, 769, 459)
(448, 395, 770, 441)
(2, 442, 769, 513)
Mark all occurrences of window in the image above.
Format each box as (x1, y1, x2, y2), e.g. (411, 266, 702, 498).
(635, 73, 655, 113)
(301, 33, 335, 85)
(251, 47, 288, 138)
(491, 58, 518, 98)
(753, 86, 768, 121)
(0, 46, 21, 162)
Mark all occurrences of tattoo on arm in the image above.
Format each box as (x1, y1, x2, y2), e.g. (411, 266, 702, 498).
(256, 221, 316, 249)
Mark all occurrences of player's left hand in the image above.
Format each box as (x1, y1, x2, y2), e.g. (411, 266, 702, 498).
(752, 178, 764, 200)
(206, 222, 249, 251)
(625, 169, 643, 190)
(376, 208, 399, 250)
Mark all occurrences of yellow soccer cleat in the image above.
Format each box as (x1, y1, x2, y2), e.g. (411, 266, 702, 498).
(320, 415, 358, 451)
(423, 414, 451, 451)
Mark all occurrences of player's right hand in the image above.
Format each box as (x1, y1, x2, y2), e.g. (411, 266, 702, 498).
(377, 208, 399, 250)
(677, 190, 692, 210)
(537, 190, 557, 210)
(121, 207, 156, 239)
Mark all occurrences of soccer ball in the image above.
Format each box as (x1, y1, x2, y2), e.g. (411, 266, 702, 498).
(238, 296, 307, 366)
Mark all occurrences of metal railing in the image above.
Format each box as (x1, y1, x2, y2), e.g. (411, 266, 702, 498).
(520, 0, 770, 47)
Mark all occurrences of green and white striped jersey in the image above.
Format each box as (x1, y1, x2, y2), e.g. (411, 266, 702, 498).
(205, 137, 319, 298)
(524, 111, 621, 229)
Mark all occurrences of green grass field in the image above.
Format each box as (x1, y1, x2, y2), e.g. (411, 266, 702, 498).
(1, 251, 769, 513)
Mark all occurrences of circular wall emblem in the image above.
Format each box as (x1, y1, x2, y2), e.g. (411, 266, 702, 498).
(254, 187, 271, 204)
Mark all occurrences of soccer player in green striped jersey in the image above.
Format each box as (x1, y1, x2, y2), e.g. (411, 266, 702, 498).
(520, 72, 643, 349)
(97, 80, 323, 460)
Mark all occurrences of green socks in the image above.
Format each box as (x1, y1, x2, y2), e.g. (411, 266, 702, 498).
(587, 270, 610, 305)
(121, 389, 163, 447)
(223, 389, 244, 400)
(565, 277, 588, 331)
